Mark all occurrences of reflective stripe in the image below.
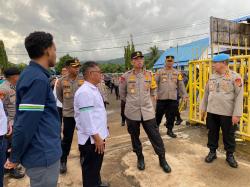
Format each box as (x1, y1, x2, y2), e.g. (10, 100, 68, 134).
(19, 104, 45, 111)
(79, 106, 94, 112)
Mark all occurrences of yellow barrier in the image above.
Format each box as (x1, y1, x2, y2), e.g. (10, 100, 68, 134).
(188, 55, 250, 140)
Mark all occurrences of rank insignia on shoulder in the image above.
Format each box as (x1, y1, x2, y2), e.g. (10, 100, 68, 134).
(120, 76, 125, 83)
(78, 80, 84, 85)
(235, 78, 242, 87)
(177, 73, 183, 81)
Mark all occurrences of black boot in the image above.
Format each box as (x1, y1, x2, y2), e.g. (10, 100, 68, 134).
(167, 130, 177, 138)
(175, 119, 183, 126)
(136, 152, 145, 170)
(205, 150, 217, 163)
(60, 161, 67, 174)
(9, 168, 25, 179)
(159, 155, 171, 173)
(226, 153, 238, 168)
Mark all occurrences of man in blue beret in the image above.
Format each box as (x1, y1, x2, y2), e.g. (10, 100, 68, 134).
(200, 53, 243, 168)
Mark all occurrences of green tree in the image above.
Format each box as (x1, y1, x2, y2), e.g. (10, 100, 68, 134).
(124, 35, 135, 70)
(99, 63, 125, 73)
(0, 40, 9, 74)
(55, 54, 74, 74)
(6, 62, 28, 72)
(145, 45, 160, 70)
(16, 63, 28, 72)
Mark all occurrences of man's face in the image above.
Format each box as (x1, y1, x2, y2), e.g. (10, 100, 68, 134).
(165, 58, 174, 68)
(213, 61, 226, 73)
(0, 92, 4, 100)
(9, 75, 20, 85)
(67, 66, 80, 76)
(47, 42, 57, 67)
(131, 57, 144, 69)
(89, 66, 102, 85)
(61, 68, 68, 76)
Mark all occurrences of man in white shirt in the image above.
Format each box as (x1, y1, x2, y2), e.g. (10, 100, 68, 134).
(0, 94, 8, 187)
(74, 61, 109, 187)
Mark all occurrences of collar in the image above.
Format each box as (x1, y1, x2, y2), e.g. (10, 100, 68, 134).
(29, 60, 50, 78)
(85, 81, 97, 90)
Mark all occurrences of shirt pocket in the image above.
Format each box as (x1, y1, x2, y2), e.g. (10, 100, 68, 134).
(9, 94, 16, 103)
(171, 74, 178, 83)
(161, 75, 168, 83)
(209, 81, 216, 92)
(144, 80, 151, 93)
(221, 80, 234, 93)
(127, 81, 136, 94)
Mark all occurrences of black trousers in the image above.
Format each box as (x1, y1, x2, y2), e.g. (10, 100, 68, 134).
(57, 107, 63, 125)
(61, 117, 76, 162)
(156, 100, 178, 130)
(110, 83, 114, 94)
(121, 100, 126, 123)
(126, 118, 165, 156)
(206, 113, 236, 153)
(114, 85, 119, 99)
(79, 139, 104, 187)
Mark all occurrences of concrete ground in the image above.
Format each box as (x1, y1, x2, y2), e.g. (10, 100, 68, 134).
(4, 93, 250, 187)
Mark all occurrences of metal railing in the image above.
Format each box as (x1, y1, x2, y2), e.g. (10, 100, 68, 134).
(188, 55, 250, 140)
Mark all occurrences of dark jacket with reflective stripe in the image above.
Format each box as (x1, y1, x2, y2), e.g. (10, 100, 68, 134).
(10, 61, 62, 168)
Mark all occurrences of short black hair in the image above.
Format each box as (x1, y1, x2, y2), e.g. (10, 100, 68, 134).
(4, 67, 21, 78)
(25, 31, 53, 59)
(81, 61, 98, 76)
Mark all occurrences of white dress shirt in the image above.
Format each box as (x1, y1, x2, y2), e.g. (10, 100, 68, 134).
(0, 99, 7, 136)
(74, 81, 109, 145)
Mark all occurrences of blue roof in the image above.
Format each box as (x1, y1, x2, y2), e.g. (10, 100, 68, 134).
(153, 15, 250, 69)
(232, 15, 250, 22)
(153, 38, 209, 69)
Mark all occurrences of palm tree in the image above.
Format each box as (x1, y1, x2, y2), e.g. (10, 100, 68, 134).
(146, 45, 160, 69)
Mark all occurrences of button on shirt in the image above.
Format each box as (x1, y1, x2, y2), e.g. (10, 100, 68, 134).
(0, 99, 7, 136)
(74, 81, 109, 145)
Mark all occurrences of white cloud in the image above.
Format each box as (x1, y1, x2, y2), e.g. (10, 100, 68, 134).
(39, 6, 54, 23)
(0, 0, 250, 64)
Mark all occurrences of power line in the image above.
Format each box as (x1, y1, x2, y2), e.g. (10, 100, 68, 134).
(5, 11, 250, 53)
(7, 32, 208, 56)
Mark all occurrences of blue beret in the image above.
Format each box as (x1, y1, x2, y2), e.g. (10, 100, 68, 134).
(212, 53, 230, 63)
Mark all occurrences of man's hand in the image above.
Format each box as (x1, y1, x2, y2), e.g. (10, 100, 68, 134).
(6, 121, 13, 136)
(93, 134, 105, 154)
(151, 95, 157, 101)
(232, 116, 240, 124)
(4, 159, 18, 169)
(201, 110, 206, 121)
(183, 96, 189, 103)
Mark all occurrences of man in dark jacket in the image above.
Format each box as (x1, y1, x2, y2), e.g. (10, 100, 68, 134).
(5, 31, 62, 187)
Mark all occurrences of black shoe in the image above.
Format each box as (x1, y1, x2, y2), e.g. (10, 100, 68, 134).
(167, 130, 177, 138)
(9, 168, 25, 179)
(175, 119, 183, 126)
(226, 153, 238, 168)
(136, 153, 145, 170)
(60, 162, 67, 174)
(159, 155, 171, 173)
(99, 181, 110, 187)
(205, 151, 217, 163)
